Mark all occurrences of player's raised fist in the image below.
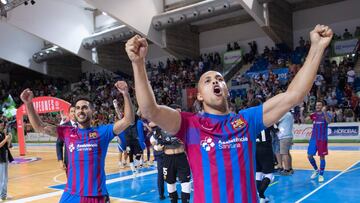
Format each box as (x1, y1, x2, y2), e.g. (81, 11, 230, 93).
(115, 81, 129, 95)
(125, 35, 148, 64)
(20, 88, 34, 104)
(310, 24, 333, 48)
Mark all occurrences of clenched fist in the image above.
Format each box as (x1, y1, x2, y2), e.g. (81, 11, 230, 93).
(125, 35, 148, 64)
(20, 88, 34, 104)
(310, 24, 333, 49)
(115, 81, 129, 95)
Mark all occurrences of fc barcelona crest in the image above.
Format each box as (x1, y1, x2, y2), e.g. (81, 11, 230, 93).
(89, 132, 98, 138)
(231, 118, 245, 129)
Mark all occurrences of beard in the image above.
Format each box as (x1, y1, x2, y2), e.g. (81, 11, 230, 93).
(75, 114, 91, 125)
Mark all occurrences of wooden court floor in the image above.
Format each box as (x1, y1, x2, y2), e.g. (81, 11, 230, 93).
(6, 143, 360, 203)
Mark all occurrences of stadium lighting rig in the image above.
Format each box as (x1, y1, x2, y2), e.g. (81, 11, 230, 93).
(0, 0, 35, 18)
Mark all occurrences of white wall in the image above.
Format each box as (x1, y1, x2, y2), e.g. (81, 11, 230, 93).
(200, 21, 275, 54)
(146, 44, 175, 64)
(0, 22, 46, 74)
(6, 0, 93, 61)
(293, 0, 360, 47)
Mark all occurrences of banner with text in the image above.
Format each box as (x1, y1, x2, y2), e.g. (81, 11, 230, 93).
(246, 68, 289, 82)
(293, 123, 360, 140)
(223, 50, 242, 65)
(333, 38, 359, 55)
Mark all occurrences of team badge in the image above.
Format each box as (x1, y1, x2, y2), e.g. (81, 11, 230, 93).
(231, 118, 245, 129)
(89, 131, 98, 138)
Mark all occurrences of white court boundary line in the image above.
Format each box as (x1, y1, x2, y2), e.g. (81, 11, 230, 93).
(7, 170, 157, 203)
(23, 149, 119, 155)
(295, 160, 360, 203)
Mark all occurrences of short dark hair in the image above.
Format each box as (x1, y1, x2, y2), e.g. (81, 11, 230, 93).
(72, 97, 93, 108)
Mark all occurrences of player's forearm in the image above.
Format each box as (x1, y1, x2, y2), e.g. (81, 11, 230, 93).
(132, 61, 159, 119)
(0, 138, 8, 148)
(25, 102, 46, 132)
(323, 112, 331, 123)
(114, 106, 122, 119)
(122, 92, 135, 125)
(286, 45, 325, 103)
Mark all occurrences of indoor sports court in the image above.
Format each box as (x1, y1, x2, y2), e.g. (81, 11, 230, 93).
(5, 143, 360, 203)
(1, 0, 360, 203)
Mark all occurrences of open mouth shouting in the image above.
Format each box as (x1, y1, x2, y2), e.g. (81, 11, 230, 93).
(77, 113, 86, 120)
(213, 85, 222, 96)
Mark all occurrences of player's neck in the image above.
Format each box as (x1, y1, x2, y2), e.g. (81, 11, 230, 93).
(78, 122, 91, 129)
(203, 103, 230, 115)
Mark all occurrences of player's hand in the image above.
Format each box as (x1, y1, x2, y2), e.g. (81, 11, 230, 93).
(154, 144, 164, 151)
(113, 99, 119, 107)
(310, 24, 333, 49)
(60, 110, 67, 121)
(58, 161, 66, 170)
(125, 35, 148, 64)
(322, 106, 327, 113)
(20, 88, 34, 104)
(5, 135, 10, 142)
(115, 81, 129, 95)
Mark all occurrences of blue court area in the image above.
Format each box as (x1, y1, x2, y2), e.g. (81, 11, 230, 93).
(48, 161, 360, 202)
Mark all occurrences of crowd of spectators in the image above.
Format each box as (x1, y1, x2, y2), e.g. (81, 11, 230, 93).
(1, 27, 359, 135)
(229, 27, 360, 123)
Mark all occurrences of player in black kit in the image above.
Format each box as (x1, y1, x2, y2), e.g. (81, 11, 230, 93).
(250, 99, 277, 203)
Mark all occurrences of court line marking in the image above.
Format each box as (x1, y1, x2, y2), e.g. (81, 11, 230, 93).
(9, 169, 61, 181)
(53, 173, 66, 184)
(6, 191, 63, 203)
(23, 149, 119, 155)
(9, 170, 157, 203)
(295, 160, 360, 203)
(50, 169, 158, 188)
(343, 166, 360, 173)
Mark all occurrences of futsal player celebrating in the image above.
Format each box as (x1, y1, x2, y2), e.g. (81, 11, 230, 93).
(126, 24, 333, 202)
(20, 81, 134, 203)
(307, 101, 331, 182)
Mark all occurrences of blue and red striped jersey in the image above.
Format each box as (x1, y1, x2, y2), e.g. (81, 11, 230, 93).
(310, 112, 331, 141)
(176, 105, 265, 203)
(57, 124, 115, 197)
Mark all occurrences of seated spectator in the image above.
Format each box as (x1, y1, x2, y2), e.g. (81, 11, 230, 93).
(343, 28, 353, 39)
(355, 26, 360, 37)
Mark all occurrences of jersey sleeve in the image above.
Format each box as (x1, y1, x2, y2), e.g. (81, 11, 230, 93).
(56, 126, 71, 141)
(137, 120, 146, 150)
(310, 113, 316, 121)
(174, 112, 193, 144)
(99, 124, 116, 143)
(239, 105, 265, 141)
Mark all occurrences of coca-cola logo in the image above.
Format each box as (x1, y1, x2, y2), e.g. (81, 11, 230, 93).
(293, 127, 312, 139)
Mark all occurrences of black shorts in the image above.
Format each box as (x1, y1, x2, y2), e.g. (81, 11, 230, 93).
(127, 141, 143, 155)
(163, 153, 191, 184)
(256, 148, 274, 174)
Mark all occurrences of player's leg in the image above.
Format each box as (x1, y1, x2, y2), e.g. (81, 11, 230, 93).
(318, 155, 326, 182)
(177, 153, 191, 203)
(156, 155, 165, 200)
(272, 136, 282, 171)
(258, 149, 274, 202)
(280, 138, 292, 175)
(163, 154, 177, 203)
(307, 139, 319, 179)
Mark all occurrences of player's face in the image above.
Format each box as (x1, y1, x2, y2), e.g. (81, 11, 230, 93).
(315, 102, 323, 112)
(75, 100, 93, 124)
(197, 71, 229, 111)
(69, 107, 76, 121)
